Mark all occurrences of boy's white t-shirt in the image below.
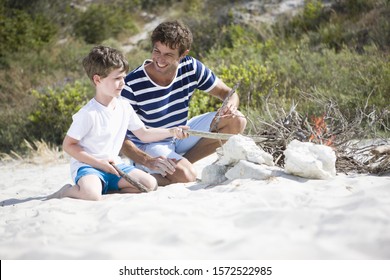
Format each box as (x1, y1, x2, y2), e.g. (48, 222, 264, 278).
(67, 97, 144, 182)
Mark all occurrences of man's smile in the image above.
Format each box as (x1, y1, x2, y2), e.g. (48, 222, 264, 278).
(156, 61, 168, 69)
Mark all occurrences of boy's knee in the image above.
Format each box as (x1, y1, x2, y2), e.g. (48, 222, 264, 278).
(143, 176, 158, 192)
(82, 191, 103, 201)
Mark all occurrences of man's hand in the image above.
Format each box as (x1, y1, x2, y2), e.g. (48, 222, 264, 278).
(219, 101, 238, 117)
(121, 139, 178, 176)
(144, 156, 177, 176)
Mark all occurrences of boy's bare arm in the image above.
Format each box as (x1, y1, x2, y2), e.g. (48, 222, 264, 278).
(63, 135, 119, 176)
(132, 126, 189, 143)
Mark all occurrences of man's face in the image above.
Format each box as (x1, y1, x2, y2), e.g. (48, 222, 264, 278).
(151, 41, 183, 75)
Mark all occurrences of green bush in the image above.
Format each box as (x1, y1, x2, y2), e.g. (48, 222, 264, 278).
(27, 80, 94, 146)
(0, 109, 31, 153)
(188, 61, 278, 118)
(189, 24, 278, 114)
(283, 0, 327, 37)
(265, 42, 390, 116)
(333, 0, 376, 17)
(73, 4, 138, 44)
(0, 6, 57, 67)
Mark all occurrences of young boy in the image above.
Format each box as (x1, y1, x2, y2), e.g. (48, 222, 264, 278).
(48, 46, 188, 201)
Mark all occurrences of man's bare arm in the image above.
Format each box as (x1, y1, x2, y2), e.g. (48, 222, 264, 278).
(121, 139, 176, 176)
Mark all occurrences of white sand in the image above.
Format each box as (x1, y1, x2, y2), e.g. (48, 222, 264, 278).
(1, 153, 390, 260)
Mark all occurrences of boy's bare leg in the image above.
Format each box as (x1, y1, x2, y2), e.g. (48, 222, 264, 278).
(47, 175, 103, 201)
(46, 184, 73, 200)
(118, 169, 158, 192)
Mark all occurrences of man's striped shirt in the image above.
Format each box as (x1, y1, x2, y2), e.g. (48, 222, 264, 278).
(121, 56, 218, 144)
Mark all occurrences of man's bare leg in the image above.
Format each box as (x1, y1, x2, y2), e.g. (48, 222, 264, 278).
(152, 157, 197, 186)
(184, 112, 247, 163)
(153, 112, 247, 185)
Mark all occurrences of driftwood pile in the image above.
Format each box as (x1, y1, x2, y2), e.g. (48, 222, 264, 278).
(241, 90, 390, 175)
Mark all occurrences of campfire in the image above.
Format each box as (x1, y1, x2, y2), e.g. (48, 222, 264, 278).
(244, 90, 390, 175)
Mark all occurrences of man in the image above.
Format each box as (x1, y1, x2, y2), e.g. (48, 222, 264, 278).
(121, 20, 247, 186)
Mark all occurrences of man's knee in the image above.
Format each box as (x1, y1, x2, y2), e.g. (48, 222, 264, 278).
(217, 111, 247, 134)
(168, 164, 197, 183)
(233, 111, 247, 133)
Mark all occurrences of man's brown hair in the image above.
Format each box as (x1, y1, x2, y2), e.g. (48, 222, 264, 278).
(151, 20, 193, 56)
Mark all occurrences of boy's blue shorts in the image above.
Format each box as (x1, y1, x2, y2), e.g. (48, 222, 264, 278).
(75, 163, 135, 194)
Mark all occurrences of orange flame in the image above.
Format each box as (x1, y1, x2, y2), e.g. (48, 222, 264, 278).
(309, 114, 334, 146)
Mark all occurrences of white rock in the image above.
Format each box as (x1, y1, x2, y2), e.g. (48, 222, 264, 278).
(225, 160, 274, 180)
(284, 139, 336, 179)
(201, 164, 228, 184)
(217, 134, 274, 166)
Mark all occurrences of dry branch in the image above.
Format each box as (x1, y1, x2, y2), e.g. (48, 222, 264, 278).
(110, 163, 149, 192)
(186, 129, 269, 143)
(242, 89, 390, 175)
(371, 145, 390, 155)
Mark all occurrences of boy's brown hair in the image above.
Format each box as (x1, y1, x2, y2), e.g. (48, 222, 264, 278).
(82, 45, 129, 81)
(151, 20, 193, 56)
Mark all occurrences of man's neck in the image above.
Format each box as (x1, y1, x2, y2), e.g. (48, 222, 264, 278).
(145, 62, 176, 87)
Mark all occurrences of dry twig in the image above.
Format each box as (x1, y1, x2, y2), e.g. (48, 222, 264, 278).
(243, 89, 390, 175)
(110, 163, 150, 192)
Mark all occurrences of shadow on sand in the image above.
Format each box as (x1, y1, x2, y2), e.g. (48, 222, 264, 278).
(1, 195, 49, 207)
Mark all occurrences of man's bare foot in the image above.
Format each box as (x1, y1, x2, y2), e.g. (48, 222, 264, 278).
(46, 184, 72, 200)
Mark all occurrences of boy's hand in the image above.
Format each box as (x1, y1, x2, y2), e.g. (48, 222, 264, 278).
(96, 159, 120, 176)
(170, 125, 190, 139)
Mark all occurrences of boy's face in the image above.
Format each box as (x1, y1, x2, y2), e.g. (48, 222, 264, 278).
(95, 68, 126, 98)
(151, 41, 188, 75)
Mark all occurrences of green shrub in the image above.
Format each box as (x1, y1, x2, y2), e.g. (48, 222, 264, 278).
(283, 0, 327, 37)
(188, 23, 278, 116)
(188, 61, 278, 118)
(27, 80, 94, 146)
(332, 0, 376, 17)
(73, 4, 138, 44)
(266, 42, 390, 117)
(0, 109, 31, 153)
(217, 62, 278, 108)
(0, 6, 57, 67)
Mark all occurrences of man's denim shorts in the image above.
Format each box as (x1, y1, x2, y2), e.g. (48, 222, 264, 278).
(135, 111, 217, 174)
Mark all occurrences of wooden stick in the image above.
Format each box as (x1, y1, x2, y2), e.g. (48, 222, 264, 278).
(186, 129, 269, 143)
(110, 163, 149, 193)
(210, 82, 240, 132)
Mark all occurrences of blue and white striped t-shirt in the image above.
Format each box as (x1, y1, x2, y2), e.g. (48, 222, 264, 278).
(121, 56, 218, 144)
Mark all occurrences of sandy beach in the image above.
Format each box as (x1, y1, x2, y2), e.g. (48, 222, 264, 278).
(1, 150, 389, 260)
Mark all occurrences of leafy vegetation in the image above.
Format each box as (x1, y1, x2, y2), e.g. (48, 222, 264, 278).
(73, 3, 138, 44)
(27, 80, 93, 145)
(0, 0, 389, 154)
